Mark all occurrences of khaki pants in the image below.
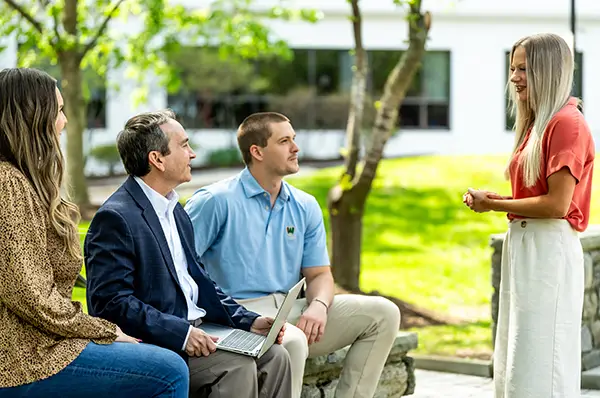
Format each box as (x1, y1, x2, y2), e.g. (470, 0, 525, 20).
(188, 343, 292, 398)
(236, 294, 400, 398)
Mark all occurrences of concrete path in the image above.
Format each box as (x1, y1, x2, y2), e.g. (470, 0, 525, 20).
(87, 164, 327, 206)
(413, 369, 600, 397)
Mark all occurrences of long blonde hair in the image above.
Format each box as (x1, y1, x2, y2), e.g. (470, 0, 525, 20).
(0, 68, 81, 259)
(506, 33, 575, 186)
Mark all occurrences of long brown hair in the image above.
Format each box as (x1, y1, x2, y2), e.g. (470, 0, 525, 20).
(0, 68, 81, 259)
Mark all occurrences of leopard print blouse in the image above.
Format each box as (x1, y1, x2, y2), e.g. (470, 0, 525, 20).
(0, 162, 117, 388)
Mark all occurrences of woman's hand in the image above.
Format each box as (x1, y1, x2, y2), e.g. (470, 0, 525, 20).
(115, 326, 140, 344)
(463, 189, 506, 212)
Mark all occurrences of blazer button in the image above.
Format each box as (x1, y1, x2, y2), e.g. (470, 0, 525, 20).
(520, 220, 527, 228)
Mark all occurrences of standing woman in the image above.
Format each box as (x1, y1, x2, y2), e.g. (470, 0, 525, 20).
(464, 33, 595, 397)
(0, 68, 189, 397)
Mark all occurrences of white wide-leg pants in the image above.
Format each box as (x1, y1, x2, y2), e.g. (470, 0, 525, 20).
(494, 219, 584, 398)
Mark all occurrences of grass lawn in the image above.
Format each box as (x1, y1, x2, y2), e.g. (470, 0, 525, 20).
(72, 154, 600, 359)
(289, 155, 513, 314)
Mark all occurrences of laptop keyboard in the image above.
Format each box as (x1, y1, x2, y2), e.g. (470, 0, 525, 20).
(220, 329, 265, 351)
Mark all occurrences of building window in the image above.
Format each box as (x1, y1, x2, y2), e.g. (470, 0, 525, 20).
(167, 47, 274, 129)
(368, 50, 451, 129)
(167, 47, 451, 130)
(17, 54, 107, 129)
(505, 50, 583, 130)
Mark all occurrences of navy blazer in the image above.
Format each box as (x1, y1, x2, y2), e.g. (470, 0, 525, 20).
(84, 176, 259, 353)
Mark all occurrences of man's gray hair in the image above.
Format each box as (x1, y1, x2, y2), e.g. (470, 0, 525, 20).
(116, 109, 176, 177)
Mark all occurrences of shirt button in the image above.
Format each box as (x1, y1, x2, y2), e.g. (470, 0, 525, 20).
(265, 205, 269, 210)
(263, 193, 268, 197)
(521, 220, 527, 228)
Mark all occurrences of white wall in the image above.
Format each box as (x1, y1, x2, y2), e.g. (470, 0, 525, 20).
(2, 0, 600, 175)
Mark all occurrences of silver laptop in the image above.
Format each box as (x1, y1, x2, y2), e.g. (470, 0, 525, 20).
(198, 278, 305, 358)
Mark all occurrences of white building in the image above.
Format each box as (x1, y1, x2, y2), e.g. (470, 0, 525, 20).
(1, 0, 599, 176)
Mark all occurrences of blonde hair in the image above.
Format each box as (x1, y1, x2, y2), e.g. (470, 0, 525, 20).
(506, 33, 575, 186)
(0, 68, 81, 259)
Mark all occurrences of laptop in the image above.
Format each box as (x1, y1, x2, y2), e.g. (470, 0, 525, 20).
(198, 278, 305, 358)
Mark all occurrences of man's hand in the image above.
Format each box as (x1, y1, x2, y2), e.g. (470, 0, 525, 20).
(185, 327, 219, 357)
(251, 317, 285, 345)
(296, 301, 327, 345)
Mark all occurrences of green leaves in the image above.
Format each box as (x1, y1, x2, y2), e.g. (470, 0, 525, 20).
(1, 0, 320, 105)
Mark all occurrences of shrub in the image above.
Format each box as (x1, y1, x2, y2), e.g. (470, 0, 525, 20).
(206, 147, 242, 168)
(89, 143, 121, 176)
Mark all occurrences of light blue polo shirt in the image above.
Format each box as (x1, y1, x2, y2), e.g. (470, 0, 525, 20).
(184, 168, 330, 299)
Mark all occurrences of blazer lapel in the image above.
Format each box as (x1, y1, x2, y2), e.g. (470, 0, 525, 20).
(124, 177, 180, 285)
(174, 207, 203, 276)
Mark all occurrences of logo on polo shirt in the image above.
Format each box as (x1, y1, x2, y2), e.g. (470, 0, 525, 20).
(286, 226, 295, 237)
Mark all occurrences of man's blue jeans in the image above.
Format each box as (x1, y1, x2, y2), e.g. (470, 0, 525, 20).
(0, 342, 189, 397)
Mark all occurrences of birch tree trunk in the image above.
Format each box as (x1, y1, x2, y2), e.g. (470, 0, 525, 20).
(328, 0, 432, 292)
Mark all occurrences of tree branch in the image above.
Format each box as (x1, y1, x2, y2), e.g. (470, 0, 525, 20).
(82, 0, 126, 56)
(63, 0, 77, 35)
(3, 0, 45, 33)
(355, 0, 431, 195)
(343, 0, 367, 181)
(51, 10, 62, 43)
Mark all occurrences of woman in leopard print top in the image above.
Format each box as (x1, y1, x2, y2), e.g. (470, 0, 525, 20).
(0, 68, 189, 397)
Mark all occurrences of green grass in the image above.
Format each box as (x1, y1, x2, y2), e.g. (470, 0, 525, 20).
(72, 154, 600, 358)
(409, 320, 493, 359)
(72, 287, 87, 313)
(289, 155, 512, 314)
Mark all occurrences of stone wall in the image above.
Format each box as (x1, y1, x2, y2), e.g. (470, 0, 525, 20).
(301, 332, 418, 397)
(490, 226, 600, 370)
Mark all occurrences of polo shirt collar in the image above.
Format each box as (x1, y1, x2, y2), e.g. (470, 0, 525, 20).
(240, 168, 290, 201)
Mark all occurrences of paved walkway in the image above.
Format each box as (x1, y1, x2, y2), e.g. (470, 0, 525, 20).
(87, 164, 327, 205)
(413, 370, 600, 397)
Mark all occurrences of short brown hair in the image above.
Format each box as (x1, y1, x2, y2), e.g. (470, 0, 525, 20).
(117, 109, 175, 177)
(237, 112, 290, 165)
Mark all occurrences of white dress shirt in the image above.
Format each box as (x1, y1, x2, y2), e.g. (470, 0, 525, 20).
(134, 177, 205, 349)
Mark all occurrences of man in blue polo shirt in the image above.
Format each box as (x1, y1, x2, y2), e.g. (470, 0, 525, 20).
(185, 112, 400, 398)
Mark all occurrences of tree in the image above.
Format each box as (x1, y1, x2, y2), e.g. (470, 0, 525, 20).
(0, 0, 317, 215)
(328, 0, 431, 291)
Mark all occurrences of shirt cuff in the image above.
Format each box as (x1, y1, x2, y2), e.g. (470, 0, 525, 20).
(182, 325, 193, 351)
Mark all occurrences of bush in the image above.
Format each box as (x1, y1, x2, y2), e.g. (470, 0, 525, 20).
(206, 147, 242, 168)
(89, 143, 121, 176)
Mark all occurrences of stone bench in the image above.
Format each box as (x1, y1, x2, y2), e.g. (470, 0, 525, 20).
(301, 331, 418, 397)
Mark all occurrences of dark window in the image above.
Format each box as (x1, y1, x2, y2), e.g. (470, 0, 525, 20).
(369, 50, 451, 129)
(167, 47, 450, 131)
(167, 47, 277, 129)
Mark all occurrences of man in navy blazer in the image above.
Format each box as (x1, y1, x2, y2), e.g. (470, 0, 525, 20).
(84, 109, 292, 398)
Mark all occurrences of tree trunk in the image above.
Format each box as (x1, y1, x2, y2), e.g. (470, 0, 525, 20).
(342, 0, 367, 181)
(357, 6, 431, 193)
(328, 1, 431, 292)
(328, 0, 367, 291)
(59, 50, 90, 209)
(59, 0, 90, 211)
(329, 186, 364, 292)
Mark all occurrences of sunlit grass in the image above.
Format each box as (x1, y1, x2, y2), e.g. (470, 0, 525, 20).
(408, 321, 493, 359)
(288, 154, 512, 313)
